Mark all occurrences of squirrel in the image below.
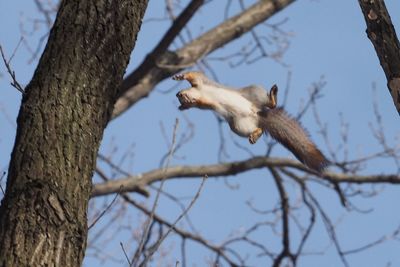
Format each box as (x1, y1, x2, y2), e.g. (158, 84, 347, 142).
(173, 71, 328, 173)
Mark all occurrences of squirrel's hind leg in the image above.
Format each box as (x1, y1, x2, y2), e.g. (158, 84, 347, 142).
(249, 128, 263, 144)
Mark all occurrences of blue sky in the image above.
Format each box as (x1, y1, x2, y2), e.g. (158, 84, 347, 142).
(1, 0, 400, 266)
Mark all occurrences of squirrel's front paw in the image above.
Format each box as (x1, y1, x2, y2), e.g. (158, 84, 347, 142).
(172, 72, 202, 87)
(176, 91, 194, 110)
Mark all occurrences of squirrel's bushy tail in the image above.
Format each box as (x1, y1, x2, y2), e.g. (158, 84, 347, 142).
(261, 108, 328, 172)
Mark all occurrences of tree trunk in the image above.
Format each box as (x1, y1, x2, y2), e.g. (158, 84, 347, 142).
(0, 0, 147, 266)
(358, 0, 400, 115)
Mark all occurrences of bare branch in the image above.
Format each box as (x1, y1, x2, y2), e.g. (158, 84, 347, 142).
(92, 156, 400, 197)
(269, 168, 295, 267)
(95, 167, 149, 197)
(112, 0, 296, 119)
(153, 0, 205, 57)
(287, 169, 316, 260)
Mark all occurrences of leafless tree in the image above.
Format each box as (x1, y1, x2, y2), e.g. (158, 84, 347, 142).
(0, 0, 399, 267)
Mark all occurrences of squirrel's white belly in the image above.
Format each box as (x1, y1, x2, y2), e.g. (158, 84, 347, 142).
(200, 85, 259, 137)
(208, 88, 255, 116)
(205, 88, 259, 137)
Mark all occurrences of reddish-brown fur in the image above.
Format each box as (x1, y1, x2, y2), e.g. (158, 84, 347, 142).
(260, 108, 328, 172)
(174, 71, 328, 173)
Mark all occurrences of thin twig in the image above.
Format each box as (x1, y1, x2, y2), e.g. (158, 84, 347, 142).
(120, 242, 132, 266)
(88, 189, 120, 230)
(9, 37, 23, 63)
(306, 189, 349, 267)
(131, 118, 179, 266)
(0, 171, 6, 195)
(121, 193, 239, 266)
(343, 224, 400, 255)
(0, 42, 24, 93)
(140, 175, 207, 266)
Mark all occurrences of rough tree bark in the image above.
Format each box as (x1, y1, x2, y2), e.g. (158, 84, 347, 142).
(0, 0, 147, 266)
(358, 0, 400, 115)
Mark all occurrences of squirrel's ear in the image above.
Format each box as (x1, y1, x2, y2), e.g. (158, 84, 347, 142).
(267, 84, 278, 109)
(270, 84, 278, 97)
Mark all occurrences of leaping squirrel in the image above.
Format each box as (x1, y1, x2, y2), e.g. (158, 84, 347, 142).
(174, 71, 328, 172)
